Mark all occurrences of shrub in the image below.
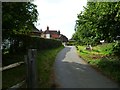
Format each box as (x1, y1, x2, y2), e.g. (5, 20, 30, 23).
(9, 35, 63, 53)
(29, 37, 62, 50)
(2, 35, 63, 66)
(112, 42, 120, 58)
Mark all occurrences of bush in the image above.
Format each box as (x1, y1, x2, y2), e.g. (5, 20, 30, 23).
(112, 42, 120, 58)
(10, 35, 63, 53)
(29, 37, 62, 50)
(2, 35, 63, 66)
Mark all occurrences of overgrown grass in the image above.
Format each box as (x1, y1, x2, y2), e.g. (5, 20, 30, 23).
(2, 64, 26, 89)
(2, 54, 24, 66)
(66, 41, 76, 46)
(2, 46, 63, 89)
(2, 37, 63, 89)
(77, 43, 120, 83)
(36, 46, 64, 88)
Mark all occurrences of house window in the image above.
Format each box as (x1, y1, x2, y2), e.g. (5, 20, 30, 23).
(46, 34, 50, 38)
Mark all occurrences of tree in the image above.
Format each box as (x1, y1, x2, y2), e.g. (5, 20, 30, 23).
(73, 2, 120, 45)
(2, 2, 38, 39)
(2, 2, 38, 54)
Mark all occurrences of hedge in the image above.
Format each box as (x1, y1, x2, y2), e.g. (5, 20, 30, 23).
(12, 35, 63, 54)
(2, 35, 63, 66)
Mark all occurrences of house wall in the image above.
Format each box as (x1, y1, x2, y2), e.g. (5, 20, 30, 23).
(41, 33, 45, 38)
(46, 34, 50, 39)
(51, 34, 59, 39)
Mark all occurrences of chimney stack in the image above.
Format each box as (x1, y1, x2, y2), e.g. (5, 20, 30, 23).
(58, 30, 60, 35)
(47, 26, 49, 30)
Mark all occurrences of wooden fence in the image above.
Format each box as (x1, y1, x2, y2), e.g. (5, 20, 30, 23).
(2, 49, 38, 89)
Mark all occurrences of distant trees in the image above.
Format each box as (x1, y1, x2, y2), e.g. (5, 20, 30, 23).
(73, 2, 120, 45)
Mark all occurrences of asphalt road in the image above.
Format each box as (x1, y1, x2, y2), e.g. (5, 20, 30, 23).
(54, 46, 119, 88)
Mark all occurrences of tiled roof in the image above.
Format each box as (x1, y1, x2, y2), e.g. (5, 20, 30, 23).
(44, 29, 60, 39)
(44, 30, 58, 34)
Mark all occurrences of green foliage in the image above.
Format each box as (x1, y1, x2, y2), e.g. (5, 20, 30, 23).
(112, 42, 120, 58)
(2, 35, 63, 66)
(66, 40, 76, 46)
(2, 2, 38, 40)
(93, 43, 114, 55)
(77, 43, 120, 83)
(3, 64, 26, 89)
(73, 2, 120, 45)
(93, 57, 120, 83)
(77, 43, 114, 55)
(2, 36, 63, 88)
(2, 2, 39, 60)
(30, 37, 63, 50)
(2, 54, 24, 66)
(36, 46, 64, 88)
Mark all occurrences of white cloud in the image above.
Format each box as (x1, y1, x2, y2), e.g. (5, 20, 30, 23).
(33, 0, 87, 39)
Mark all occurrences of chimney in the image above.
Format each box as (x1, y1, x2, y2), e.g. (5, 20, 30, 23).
(47, 26, 49, 30)
(58, 30, 60, 35)
(40, 29, 42, 32)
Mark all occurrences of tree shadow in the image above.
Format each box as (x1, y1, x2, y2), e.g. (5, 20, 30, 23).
(96, 56, 120, 84)
(53, 47, 120, 88)
(56, 61, 119, 88)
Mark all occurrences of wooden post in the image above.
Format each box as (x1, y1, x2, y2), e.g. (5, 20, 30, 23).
(25, 49, 38, 88)
(0, 2, 2, 90)
(24, 55, 28, 88)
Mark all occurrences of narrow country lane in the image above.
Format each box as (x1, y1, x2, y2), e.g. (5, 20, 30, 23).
(54, 46, 119, 88)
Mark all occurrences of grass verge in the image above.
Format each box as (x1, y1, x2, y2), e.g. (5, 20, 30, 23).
(36, 46, 64, 88)
(2, 64, 26, 89)
(2, 54, 24, 67)
(76, 43, 120, 84)
(2, 46, 64, 89)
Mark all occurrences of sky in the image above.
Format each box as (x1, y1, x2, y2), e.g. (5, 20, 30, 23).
(33, 0, 87, 39)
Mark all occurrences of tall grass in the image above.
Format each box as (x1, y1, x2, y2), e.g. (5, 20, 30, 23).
(36, 46, 64, 88)
(2, 37, 63, 89)
(2, 64, 26, 89)
(77, 43, 120, 83)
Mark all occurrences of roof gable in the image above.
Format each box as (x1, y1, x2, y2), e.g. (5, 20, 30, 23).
(44, 30, 59, 34)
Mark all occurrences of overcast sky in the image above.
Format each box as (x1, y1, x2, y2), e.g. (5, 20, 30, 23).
(33, 0, 87, 39)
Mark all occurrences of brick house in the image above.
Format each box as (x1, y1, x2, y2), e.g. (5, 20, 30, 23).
(59, 34, 68, 42)
(42, 26, 68, 42)
(41, 26, 60, 39)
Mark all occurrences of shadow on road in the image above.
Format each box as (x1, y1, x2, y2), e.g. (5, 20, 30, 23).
(53, 46, 120, 88)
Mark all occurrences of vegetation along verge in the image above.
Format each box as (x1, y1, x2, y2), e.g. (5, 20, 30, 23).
(76, 43, 120, 84)
(2, 36, 64, 89)
(36, 46, 64, 88)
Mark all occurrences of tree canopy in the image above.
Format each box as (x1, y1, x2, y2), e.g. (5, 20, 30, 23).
(2, 2, 38, 40)
(2, 2, 38, 54)
(73, 2, 120, 45)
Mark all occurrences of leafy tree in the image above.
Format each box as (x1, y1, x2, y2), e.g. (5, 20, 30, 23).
(2, 2, 38, 39)
(2, 2, 38, 54)
(73, 2, 120, 45)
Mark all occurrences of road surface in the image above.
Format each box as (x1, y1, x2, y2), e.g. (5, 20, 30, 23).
(54, 46, 119, 88)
